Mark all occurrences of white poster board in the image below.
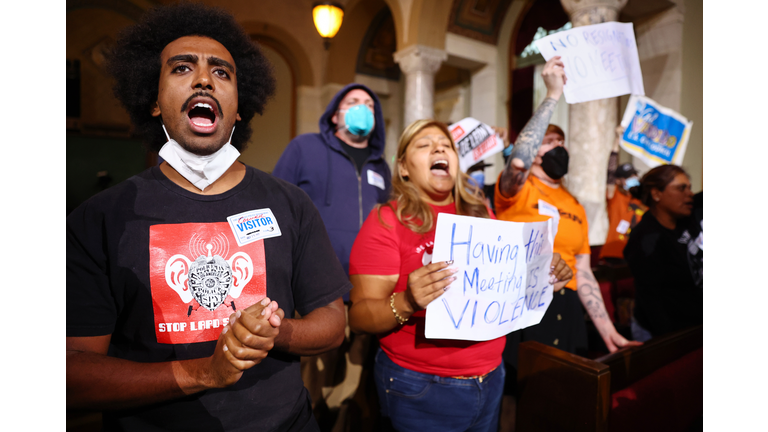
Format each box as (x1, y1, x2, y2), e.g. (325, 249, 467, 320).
(534, 21, 644, 104)
(449, 117, 505, 172)
(425, 214, 556, 341)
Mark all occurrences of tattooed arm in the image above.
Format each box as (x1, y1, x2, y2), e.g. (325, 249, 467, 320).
(606, 126, 624, 200)
(575, 254, 642, 353)
(498, 56, 566, 198)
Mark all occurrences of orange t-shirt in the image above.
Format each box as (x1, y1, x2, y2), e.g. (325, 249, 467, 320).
(599, 191, 645, 259)
(494, 174, 590, 291)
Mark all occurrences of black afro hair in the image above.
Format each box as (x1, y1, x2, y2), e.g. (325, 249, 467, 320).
(105, 1, 275, 152)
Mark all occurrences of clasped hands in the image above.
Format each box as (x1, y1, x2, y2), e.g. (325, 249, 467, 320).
(207, 297, 284, 388)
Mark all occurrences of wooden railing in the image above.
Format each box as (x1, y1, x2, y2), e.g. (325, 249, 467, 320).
(516, 325, 703, 432)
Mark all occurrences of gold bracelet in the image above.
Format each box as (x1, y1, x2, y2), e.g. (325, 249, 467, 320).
(390, 292, 409, 325)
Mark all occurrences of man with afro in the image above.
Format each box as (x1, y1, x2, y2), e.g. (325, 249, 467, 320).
(66, 3, 350, 431)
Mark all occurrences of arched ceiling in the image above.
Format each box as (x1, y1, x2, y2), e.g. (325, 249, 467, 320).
(66, 0, 146, 20)
(446, 0, 513, 45)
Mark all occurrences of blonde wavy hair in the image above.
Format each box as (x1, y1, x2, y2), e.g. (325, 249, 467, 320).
(378, 119, 491, 234)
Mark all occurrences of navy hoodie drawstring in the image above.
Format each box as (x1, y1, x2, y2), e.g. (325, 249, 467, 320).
(325, 143, 333, 206)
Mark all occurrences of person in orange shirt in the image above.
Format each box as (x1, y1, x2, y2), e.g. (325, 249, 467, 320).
(599, 127, 647, 265)
(494, 57, 641, 375)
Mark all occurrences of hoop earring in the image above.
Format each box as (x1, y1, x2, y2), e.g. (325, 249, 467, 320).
(397, 160, 408, 181)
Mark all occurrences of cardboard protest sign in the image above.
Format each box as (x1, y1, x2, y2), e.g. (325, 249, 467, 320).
(425, 214, 555, 341)
(619, 95, 693, 167)
(534, 22, 644, 104)
(449, 118, 504, 173)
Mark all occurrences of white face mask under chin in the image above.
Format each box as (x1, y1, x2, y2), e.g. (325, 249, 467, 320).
(158, 124, 240, 191)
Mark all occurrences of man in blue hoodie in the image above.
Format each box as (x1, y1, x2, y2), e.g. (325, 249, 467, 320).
(273, 84, 392, 277)
(273, 84, 391, 429)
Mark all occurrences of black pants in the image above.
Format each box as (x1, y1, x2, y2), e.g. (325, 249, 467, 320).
(502, 287, 588, 395)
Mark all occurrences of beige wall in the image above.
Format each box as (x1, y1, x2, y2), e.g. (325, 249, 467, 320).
(239, 45, 293, 174)
(208, 0, 328, 87)
(680, 0, 703, 192)
(326, 0, 388, 85)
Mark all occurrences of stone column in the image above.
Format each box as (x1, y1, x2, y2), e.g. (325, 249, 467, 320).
(560, 0, 627, 246)
(295, 86, 323, 135)
(393, 44, 447, 126)
(632, 4, 685, 179)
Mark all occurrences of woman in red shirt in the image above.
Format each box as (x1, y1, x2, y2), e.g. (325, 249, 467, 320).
(348, 119, 572, 432)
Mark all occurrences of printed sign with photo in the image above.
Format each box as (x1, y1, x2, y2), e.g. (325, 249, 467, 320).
(449, 117, 504, 173)
(620, 95, 693, 167)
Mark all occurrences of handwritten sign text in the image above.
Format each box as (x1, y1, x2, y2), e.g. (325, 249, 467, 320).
(425, 214, 555, 341)
(534, 21, 644, 104)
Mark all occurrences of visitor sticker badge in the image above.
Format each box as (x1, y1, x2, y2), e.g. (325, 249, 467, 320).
(687, 238, 699, 255)
(227, 208, 282, 247)
(367, 170, 386, 190)
(538, 200, 560, 243)
(538, 200, 559, 219)
(616, 220, 631, 234)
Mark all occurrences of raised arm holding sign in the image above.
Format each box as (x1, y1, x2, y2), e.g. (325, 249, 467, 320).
(499, 56, 566, 200)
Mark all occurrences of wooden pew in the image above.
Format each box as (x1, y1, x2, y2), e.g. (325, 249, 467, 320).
(516, 325, 703, 432)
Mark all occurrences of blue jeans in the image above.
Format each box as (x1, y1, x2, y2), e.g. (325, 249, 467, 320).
(374, 349, 505, 432)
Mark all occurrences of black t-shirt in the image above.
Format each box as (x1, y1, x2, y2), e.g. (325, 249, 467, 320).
(67, 165, 351, 431)
(337, 137, 371, 174)
(623, 212, 703, 337)
(687, 192, 703, 288)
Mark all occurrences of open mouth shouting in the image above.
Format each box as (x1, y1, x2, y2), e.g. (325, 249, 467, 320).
(430, 159, 451, 177)
(184, 96, 221, 134)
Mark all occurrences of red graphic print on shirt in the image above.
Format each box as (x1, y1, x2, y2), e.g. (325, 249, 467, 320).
(149, 223, 267, 344)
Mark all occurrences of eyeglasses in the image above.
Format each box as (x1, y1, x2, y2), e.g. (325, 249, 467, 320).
(543, 139, 564, 146)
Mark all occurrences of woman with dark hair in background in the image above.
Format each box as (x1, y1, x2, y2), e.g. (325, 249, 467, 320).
(347, 119, 572, 432)
(623, 164, 703, 342)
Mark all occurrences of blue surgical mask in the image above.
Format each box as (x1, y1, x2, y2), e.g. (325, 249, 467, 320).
(624, 177, 640, 190)
(339, 104, 374, 137)
(468, 171, 485, 189)
(503, 144, 514, 157)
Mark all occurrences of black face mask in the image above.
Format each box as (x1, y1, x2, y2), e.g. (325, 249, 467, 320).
(541, 146, 569, 180)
